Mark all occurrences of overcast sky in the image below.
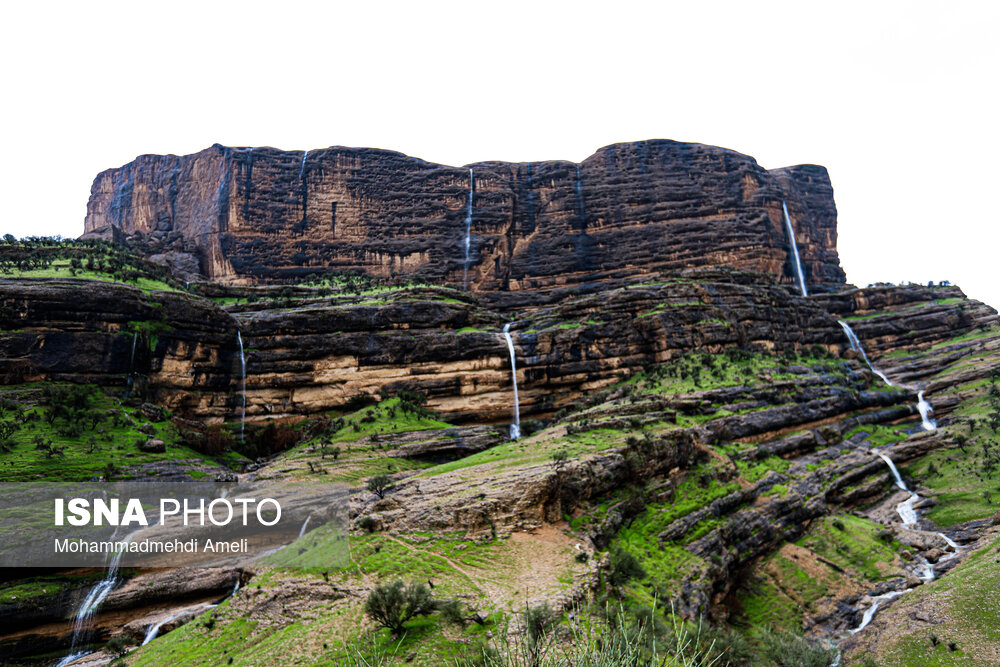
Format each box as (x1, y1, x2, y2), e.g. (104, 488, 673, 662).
(2, 1, 997, 307)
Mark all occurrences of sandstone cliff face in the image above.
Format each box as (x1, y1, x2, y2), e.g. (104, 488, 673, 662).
(83, 141, 846, 291)
(0, 279, 241, 420)
(2, 276, 993, 427)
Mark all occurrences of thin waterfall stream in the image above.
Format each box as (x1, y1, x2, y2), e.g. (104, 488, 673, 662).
(842, 450, 962, 635)
(299, 150, 309, 225)
(462, 169, 474, 290)
(142, 602, 219, 646)
(782, 201, 808, 297)
(831, 322, 951, 638)
(501, 323, 521, 440)
(55, 528, 140, 666)
(837, 319, 936, 431)
(298, 515, 312, 539)
(237, 331, 246, 442)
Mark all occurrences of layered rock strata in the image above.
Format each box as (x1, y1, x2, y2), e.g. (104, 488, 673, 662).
(82, 141, 846, 291)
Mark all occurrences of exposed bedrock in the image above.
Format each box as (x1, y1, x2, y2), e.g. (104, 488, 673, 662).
(0, 567, 245, 662)
(1, 275, 992, 426)
(81, 140, 846, 291)
(0, 278, 240, 420)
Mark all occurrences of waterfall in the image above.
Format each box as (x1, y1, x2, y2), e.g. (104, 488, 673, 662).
(56, 530, 136, 666)
(124, 331, 138, 398)
(837, 320, 893, 386)
(838, 320, 937, 430)
(501, 323, 521, 440)
(462, 168, 474, 290)
(782, 201, 808, 297)
(299, 150, 308, 181)
(849, 590, 905, 635)
(142, 609, 187, 646)
(917, 390, 937, 430)
(877, 453, 919, 525)
(298, 515, 312, 539)
(237, 331, 246, 442)
(142, 602, 218, 646)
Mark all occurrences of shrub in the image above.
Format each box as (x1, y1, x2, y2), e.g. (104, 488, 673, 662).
(608, 546, 646, 586)
(105, 635, 131, 657)
(524, 602, 553, 646)
(357, 516, 378, 533)
(364, 580, 437, 636)
(367, 473, 394, 499)
(550, 447, 570, 469)
(439, 599, 468, 627)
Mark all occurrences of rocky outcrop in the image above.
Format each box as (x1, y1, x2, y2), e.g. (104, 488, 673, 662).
(0, 568, 244, 663)
(82, 140, 846, 291)
(0, 278, 240, 420)
(2, 274, 993, 427)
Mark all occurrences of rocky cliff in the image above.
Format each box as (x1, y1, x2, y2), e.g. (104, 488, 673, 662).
(82, 140, 846, 291)
(3, 274, 992, 429)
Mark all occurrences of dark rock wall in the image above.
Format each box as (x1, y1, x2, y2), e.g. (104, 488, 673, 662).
(3, 275, 991, 426)
(0, 279, 240, 420)
(83, 140, 846, 291)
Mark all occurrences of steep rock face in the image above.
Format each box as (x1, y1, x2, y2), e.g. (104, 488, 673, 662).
(1, 276, 992, 426)
(0, 279, 241, 421)
(82, 141, 846, 291)
(231, 273, 849, 424)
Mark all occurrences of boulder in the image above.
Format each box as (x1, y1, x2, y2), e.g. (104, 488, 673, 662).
(140, 439, 166, 453)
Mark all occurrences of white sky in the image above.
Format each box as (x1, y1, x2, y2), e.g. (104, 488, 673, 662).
(2, 1, 998, 307)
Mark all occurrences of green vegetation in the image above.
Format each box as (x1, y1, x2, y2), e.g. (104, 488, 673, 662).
(857, 535, 1000, 666)
(844, 423, 909, 449)
(0, 383, 228, 481)
(623, 348, 846, 397)
(903, 376, 1000, 526)
(610, 463, 736, 608)
(796, 515, 900, 581)
(738, 514, 901, 634)
(735, 455, 791, 483)
(320, 398, 451, 444)
(0, 237, 184, 292)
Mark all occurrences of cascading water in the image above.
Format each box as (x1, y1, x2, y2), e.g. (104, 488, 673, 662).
(299, 150, 309, 181)
(837, 320, 937, 431)
(142, 610, 186, 646)
(237, 331, 246, 442)
(849, 590, 905, 634)
(298, 515, 312, 539)
(142, 602, 218, 646)
(917, 390, 937, 430)
(877, 453, 919, 525)
(501, 323, 521, 440)
(56, 530, 136, 666)
(462, 169, 474, 290)
(847, 451, 962, 634)
(782, 201, 808, 297)
(837, 320, 894, 386)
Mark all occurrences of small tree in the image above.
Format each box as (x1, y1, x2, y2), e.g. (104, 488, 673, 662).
(550, 447, 570, 470)
(365, 580, 437, 636)
(367, 473, 393, 499)
(0, 420, 19, 451)
(608, 546, 646, 587)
